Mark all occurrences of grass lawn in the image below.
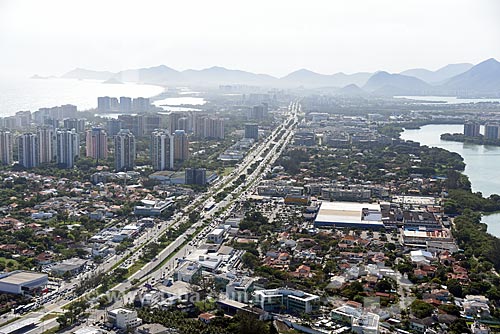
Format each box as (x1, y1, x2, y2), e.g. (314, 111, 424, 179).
(125, 260, 146, 278)
(40, 313, 59, 321)
(221, 167, 235, 176)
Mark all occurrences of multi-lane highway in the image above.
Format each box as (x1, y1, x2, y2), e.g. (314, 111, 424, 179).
(1, 101, 300, 334)
(127, 101, 299, 290)
(108, 101, 299, 295)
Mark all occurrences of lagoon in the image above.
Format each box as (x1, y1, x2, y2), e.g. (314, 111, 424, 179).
(401, 124, 500, 237)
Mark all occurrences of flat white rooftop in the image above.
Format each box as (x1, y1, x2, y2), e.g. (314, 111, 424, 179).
(108, 308, 135, 315)
(208, 228, 224, 236)
(392, 195, 436, 205)
(217, 299, 248, 309)
(403, 229, 452, 239)
(315, 201, 383, 225)
(157, 281, 191, 297)
(0, 271, 47, 285)
(73, 327, 102, 334)
(255, 288, 319, 301)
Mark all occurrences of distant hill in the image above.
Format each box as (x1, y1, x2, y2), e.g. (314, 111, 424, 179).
(31, 74, 55, 79)
(63, 65, 276, 86)
(332, 72, 373, 87)
(113, 65, 182, 84)
(62, 68, 114, 81)
(440, 58, 500, 95)
(280, 69, 371, 88)
(401, 63, 473, 84)
(61, 66, 372, 88)
(335, 84, 367, 96)
(102, 77, 123, 84)
(280, 69, 330, 87)
(59, 58, 500, 94)
(363, 71, 432, 95)
(181, 66, 278, 86)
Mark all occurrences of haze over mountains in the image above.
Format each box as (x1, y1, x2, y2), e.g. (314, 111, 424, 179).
(279, 69, 372, 88)
(62, 58, 500, 96)
(363, 72, 432, 96)
(400, 63, 473, 84)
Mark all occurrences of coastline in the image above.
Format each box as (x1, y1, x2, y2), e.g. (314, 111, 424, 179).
(0, 77, 166, 117)
(401, 123, 500, 195)
(401, 123, 500, 238)
(398, 119, 465, 131)
(440, 132, 500, 147)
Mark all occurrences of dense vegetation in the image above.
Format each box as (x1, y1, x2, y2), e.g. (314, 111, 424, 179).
(441, 133, 500, 147)
(445, 189, 500, 214)
(138, 308, 273, 334)
(239, 210, 273, 234)
(453, 210, 500, 271)
(410, 299, 435, 318)
(56, 298, 90, 328)
(276, 140, 465, 185)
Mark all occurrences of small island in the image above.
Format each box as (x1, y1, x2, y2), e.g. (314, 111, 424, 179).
(30, 74, 55, 79)
(441, 132, 500, 146)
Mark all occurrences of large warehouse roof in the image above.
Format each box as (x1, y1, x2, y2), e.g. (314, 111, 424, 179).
(0, 271, 47, 285)
(314, 201, 384, 228)
(316, 201, 381, 223)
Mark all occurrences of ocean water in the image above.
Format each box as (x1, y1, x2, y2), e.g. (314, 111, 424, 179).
(153, 97, 206, 106)
(0, 76, 164, 117)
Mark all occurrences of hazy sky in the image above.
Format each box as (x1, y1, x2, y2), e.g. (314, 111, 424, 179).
(1, 0, 499, 77)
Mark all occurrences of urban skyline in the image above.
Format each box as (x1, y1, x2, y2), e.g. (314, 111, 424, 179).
(1, 2, 500, 334)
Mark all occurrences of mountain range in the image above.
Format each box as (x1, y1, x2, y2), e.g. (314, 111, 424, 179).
(400, 63, 473, 84)
(363, 71, 432, 96)
(61, 58, 500, 96)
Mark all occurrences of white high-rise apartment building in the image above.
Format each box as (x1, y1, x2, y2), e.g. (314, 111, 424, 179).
(56, 129, 79, 168)
(115, 129, 136, 171)
(151, 130, 174, 170)
(0, 131, 13, 165)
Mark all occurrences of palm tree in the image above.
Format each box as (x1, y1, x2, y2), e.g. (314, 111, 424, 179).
(56, 313, 68, 328)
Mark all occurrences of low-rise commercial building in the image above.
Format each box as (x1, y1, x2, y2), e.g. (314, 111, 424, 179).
(401, 228, 454, 248)
(156, 281, 193, 304)
(107, 308, 142, 330)
(149, 171, 185, 185)
(135, 324, 170, 334)
(134, 199, 174, 216)
(0, 271, 48, 295)
(50, 258, 87, 277)
(215, 273, 256, 302)
(284, 195, 310, 205)
(321, 186, 372, 202)
(253, 288, 319, 314)
(314, 201, 385, 230)
(331, 306, 379, 334)
(207, 228, 225, 244)
(174, 261, 202, 283)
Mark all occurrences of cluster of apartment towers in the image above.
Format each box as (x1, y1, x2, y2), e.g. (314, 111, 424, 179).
(0, 110, 225, 172)
(464, 121, 500, 139)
